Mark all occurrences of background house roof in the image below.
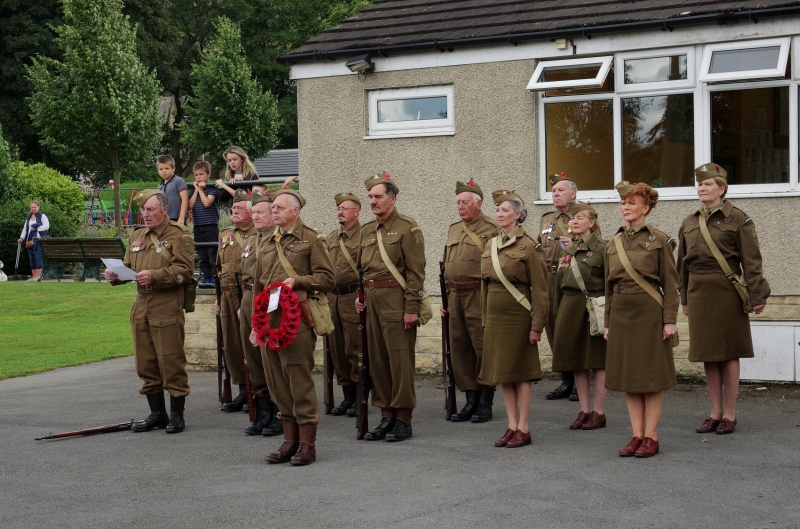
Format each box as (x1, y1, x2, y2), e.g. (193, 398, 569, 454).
(253, 149, 298, 177)
(279, 0, 800, 62)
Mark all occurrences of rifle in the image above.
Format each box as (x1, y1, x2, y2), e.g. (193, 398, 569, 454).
(14, 241, 21, 280)
(36, 419, 134, 440)
(323, 334, 334, 415)
(439, 261, 458, 420)
(215, 272, 232, 408)
(235, 271, 258, 423)
(355, 269, 371, 439)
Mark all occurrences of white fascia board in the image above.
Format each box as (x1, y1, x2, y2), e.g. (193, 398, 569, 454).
(289, 18, 800, 80)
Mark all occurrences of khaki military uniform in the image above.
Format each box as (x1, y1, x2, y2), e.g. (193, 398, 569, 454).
(326, 222, 362, 387)
(358, 208, 426, 412)
(443, 212, 499, 392)
(258, 219, 335, 424)
(536, 209, 573, 347)
(239, 231, 269, 398)
(678, 200, 770, 362)
(479, 226, 549, 384)
(604, 224, 679, 393)
(123, 218, 194, 397)
(215, 220, 256, 385)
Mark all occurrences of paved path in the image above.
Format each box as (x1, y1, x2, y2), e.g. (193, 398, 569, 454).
(2, 358, 799, 528)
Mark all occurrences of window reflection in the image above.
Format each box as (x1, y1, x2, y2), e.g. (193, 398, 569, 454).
(545, 100, 614, 190)
(377, 96, 447, 123)
(624, 55, 687, 84)
(709, 47, 781, 74)
(711, 87, 789, 184)
(622, 94, 695, 187)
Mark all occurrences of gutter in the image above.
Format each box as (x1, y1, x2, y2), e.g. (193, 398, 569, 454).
(276, 6, 800, 64)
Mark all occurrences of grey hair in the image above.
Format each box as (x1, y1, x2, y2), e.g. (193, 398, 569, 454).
(288, 195, 301, 209)
(155, 193, 169, 208)
(568, 180, 578, 194)
(245, 201, 253, 211)
(385, 186, 397, 198)
(506, 197, 527, 224)
(470, 192, 482, 203)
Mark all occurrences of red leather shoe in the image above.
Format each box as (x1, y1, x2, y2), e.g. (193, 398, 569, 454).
(696, 417, 721, 433)
(494, 428, 516, 447)
(619, 436, 643, 457)
(634, 437, 660, 458)
(716, 418, 737, 434)
(581, 411, 606, 430)
(570, 411, 591, 430)
(506, 429, 531, 448)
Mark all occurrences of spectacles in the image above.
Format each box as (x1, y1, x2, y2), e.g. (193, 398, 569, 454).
(231, 206, 248, 212)
(336, 207, 358, 212)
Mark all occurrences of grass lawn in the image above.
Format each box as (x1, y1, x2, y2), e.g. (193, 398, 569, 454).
(0, 282, 138, 379)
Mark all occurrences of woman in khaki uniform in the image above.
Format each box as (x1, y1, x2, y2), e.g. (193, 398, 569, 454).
(479, 190, 549, 449)
(553, 202, 607, 431)
(678, 163, 770, 436)
(604, 182, 679, 458)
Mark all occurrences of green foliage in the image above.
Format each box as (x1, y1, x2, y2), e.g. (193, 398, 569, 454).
(5, 162, 84, 224)
(0, 122, 12, 200)
(27, 0, 162, 230)
(182, 17, 281, 171)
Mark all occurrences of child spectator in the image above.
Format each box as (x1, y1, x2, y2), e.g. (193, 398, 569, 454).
(189, 160, 219, 287)
(156, 155, 188, 224)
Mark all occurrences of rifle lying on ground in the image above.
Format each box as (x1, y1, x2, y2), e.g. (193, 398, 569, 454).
(439, 261, 458, 420)
(215, 272, 232, 408)
(355, 269, 371, 440)
(323, 334, 334, 415)
(235, 271, 258, 422)
(36, 420, 135, 440)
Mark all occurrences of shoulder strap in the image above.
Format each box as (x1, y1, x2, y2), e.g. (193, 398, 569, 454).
(275, 232, 298, 278)
(462, 222, 486, 253)
(338, 233, 359, 276)
(556, 216, 569, 236)
(568, 257, 588, 294)
(149, 233, 173, 263)
(698, 216, 737, 280)
(233, 231, 245, 248)
(613, 234, 663, 307)
(490, 237, 532, 312)
(376, 229, 407, 289)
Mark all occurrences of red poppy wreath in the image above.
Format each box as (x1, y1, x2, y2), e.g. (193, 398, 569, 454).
(252, 281, 301, 350)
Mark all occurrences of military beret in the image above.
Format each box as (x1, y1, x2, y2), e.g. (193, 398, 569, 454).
(615, 181, 637, 198)
(568, 201, 596, 217)
(491, 189, 523, 206)
(132, 188, 164, 208)
(455, 179, 484, 199)
(695, 162, 728, 183)
(232, 190, 251, 203)
(549, 172, 574, 188)
(335, 192, 361, 206)
(364, 172, 399, 194)
(271, 185, 306, 208)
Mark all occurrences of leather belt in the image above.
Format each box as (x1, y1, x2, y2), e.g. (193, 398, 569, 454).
(365, 279, 400, 289)
(220, 284, 238, 292)
(243, 283, 253, 291)
(446, 280, 481, 291)
(333, 284, 359, 295)
(546, 264, 559, 273)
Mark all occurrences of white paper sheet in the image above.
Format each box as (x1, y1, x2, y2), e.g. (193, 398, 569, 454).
(101, 258, 138, 281)
(268, 286, 282, 313)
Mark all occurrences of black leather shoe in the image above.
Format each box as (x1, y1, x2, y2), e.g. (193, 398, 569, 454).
(568, 385, 579, 401)
(330, 385, 357, 416)
(385, 420, 412, 442)
(246, 396, 273, 435)
(166, 412, 185, 434)
(132, 393, 168, 432)
(471, 387, 495, 423)
(363, 417, 395, 441)
(545, 382, 573, 400)
(450, 390, 478, 422)
(221, 392, 247, 412)
(346, 402, 357, 417)
(262, 414, 284, 436)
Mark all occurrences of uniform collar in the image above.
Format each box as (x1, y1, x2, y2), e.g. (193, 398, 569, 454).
(145, 216, 171, 237)
(235, 220, 255, 234)
(377, 207, 399, 229)
(498, 225, 525, 248)
(696, 199, 733, 219)
(463, 211, 485, 229)
(616, 222, 653, 236)
(270, 217, 305, 241)
(566, 232, 599, 255)
(339, 221, 361, 240)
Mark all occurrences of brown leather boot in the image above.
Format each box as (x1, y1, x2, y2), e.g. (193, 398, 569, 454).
(265, 420, 299, 464)
(290, 423, 317, 466)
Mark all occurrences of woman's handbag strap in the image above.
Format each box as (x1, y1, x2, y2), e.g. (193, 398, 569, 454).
(613, 233, 664, 307)
(490, 237, 532, 312)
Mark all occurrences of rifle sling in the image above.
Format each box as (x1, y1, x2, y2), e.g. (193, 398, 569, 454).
(338, 234, 359, 276)
(613, 233, 664, 307)
(462, 222, 485, 253)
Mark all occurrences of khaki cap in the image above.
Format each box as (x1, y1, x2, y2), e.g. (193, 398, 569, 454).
(615, 181, 637, 198)
(695, 163, 728, 183)
(335, 192, 361, 206)
(132, 188, 164, 208)
(455, 179, 484, 199)
(271, 185, 306, 208)
(491, 189, 523, 206)
(251, 190, 272, 204)
(364, 172, 399, 194)
(549, 172, 574, 188)
(568, 201, 596, 217)
(232, 190, 251, 203)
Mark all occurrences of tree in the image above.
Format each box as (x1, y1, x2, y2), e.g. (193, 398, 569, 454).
(181, 17, 281, 170)
(28, 0, 161, 231)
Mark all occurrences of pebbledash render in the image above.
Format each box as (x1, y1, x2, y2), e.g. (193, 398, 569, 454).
(273, 0, 800, 382)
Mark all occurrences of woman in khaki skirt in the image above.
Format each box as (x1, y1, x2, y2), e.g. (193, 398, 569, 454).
(479, 190, 549, 448)
(604, 182, 679, 458)
(553, 202, 607, 431)
(678, 163, 770, 435)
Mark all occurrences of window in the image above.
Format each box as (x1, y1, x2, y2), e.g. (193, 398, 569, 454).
(700, 38, 790, 83)
(527, 57, 613, 92)
(367, 85, 454, 138)
(616, 48, 695, 93)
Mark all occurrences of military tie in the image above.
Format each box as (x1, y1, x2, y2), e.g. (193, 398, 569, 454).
(626, 227, 635, 239)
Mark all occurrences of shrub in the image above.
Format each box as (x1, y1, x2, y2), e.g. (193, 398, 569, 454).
(5, 162, 84, 224)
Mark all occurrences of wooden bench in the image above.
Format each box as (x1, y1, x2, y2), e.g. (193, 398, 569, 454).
(39, 237, 126, 281)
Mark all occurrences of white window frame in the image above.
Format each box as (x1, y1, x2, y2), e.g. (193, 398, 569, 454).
(699, 37, 791, 84)
(366, 85, 454, 139)
(615, 47, 696, 93)
(526, 56, 613, 92)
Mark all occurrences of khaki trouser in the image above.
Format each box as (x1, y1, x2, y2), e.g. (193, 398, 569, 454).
(365, 286, 417, 410)
(328, 291, 360, 386)
(543, 271, 558, 346)
(239, 290, 269, 398)
(131, 290, 190, 398)
(220, 290, 245, 385)
(261, 325, 319, 424)
(448, 289, 487, 392)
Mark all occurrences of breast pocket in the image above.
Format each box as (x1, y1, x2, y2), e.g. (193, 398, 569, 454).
(710, 221, 738, 249)
(381, 235, 402, 262)
(683, 224, 700, 250)
(445, 239, 460, 262)
(636, 240, 662, 275)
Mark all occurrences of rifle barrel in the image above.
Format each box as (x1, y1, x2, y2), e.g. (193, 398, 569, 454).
(36, 420, 134, 440)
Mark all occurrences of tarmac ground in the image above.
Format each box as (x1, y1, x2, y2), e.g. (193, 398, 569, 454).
(2, 357, 799, 529)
